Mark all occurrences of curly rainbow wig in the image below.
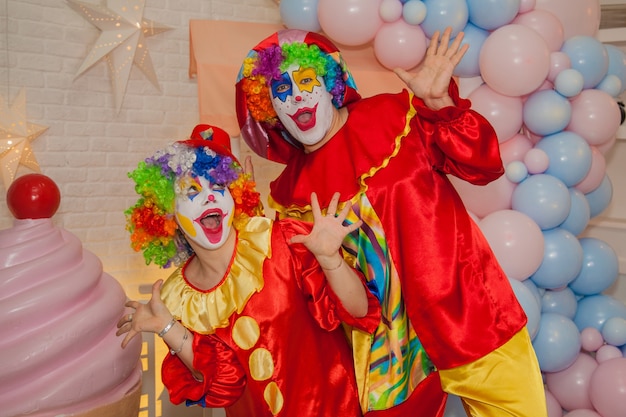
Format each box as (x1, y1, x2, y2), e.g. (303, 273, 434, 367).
(125, 126, 263, 268)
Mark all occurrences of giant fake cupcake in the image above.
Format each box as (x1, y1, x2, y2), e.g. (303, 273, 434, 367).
(0, 174, 143, 417)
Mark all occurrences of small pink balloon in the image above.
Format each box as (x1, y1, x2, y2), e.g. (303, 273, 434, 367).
(373, 20, 427, 70)
(524, 148, 550, 174)
(581, 327, 604, 352)
(379, 0, 403, 22)
(545, 352, 597, 411)
(500, 133, 533, 164)
(574, 146, 606, 194)
(547, 51, 572, 83)
(544, 389, 563, 417)
(595, 345, 623, 363)
(590, 358, 626, 417)
(519, 0, 537, 13)
(512, 9, 565, 52)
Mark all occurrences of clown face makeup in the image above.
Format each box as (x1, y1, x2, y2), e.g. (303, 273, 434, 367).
(270, 64, 335, 148)
(175, 174, 235, 250)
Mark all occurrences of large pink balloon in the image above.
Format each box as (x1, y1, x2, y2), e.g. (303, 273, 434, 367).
(468, 84, 523, 143)
(373, 20, 427, 70)
(589, 358, 626, 417)
(512, 9, 565, 52)
(318, 0, 383, 46)
(535, 0, 601, 39)
(449, 174, 515, 219)
(545, 352, 597, 411)
(478, 209, 544, 280)
(479, 24, 551, 97)
(567, 89, 622, 146)
(544, 389, 563, 417)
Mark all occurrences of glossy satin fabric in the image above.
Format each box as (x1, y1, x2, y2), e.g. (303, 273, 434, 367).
(160, 217, 381, 416)
(269, 85, 533, 413)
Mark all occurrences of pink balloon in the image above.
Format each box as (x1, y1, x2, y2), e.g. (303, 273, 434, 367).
(544, 389, 564, 417)
(581, 327, 604, 352)
(595, 345, 623, 363)
(589, 358, 626, 417)
(479, 24, 551, 97)
(318, 0, 383, 46)
(512, 9, 565, 52)
(500, 133, 533, 164)
(567, 89, 622, 146)
(535, 0, 601, 39)
(519, 0, 537, 13)
(449, 174, 515, 219)
(458, 76, 484, 98)
(524, 148, 550, 174)
(478, 209, 544, 280)
(379, 0, 403, 22)
(564, 410, 602, 417)
(597, 134, 617, 155)
(545, 352, 597, 411)
(468, 84, 523, 143)
(574, 146, 606, 193)
(373, 20, 427, 70)
(547, 52, 572, 83)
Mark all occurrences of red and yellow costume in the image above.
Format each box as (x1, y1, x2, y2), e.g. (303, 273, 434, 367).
(159, 216, 381, 417)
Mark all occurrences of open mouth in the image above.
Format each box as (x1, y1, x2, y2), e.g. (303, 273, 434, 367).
(290, 104, 318, 131)
(195, 208, 227, 244)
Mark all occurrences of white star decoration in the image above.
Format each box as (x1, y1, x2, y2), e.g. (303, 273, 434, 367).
(67, 0, 172, 112)
(0, 89, 48, 189)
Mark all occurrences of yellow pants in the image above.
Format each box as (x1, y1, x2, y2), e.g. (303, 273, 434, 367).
(439, 329, 548, 417)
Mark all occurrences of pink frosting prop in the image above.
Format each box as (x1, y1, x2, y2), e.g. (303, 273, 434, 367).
(0, 219, 142, 417)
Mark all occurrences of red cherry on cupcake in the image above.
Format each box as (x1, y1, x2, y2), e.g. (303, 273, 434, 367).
(6, 173, 61, 219)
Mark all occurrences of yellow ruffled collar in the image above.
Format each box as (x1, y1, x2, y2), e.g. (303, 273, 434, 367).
(160, 217, 272, 334)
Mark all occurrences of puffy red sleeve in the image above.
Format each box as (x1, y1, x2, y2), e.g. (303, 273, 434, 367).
(161, 332, 246, 407)
(412, 80, 505, 185)
(276, 219, 381, 334)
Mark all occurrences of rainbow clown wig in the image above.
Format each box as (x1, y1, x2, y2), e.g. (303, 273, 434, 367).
(235, 29, 360, 164)
(125, 124, 263, 268)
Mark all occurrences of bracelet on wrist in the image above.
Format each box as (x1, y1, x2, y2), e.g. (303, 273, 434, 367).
(158, 317, 176, 338)
(170, 327, 189, 355)
(321, 257, 343, 272)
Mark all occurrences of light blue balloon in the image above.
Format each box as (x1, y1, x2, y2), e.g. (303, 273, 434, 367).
(467, 0, 519, 30)
(532, 313, 581, 372)
(523, 278, 544, 309)
(568, 237, 619, 296)
(403, 0, 427, 26)
(542, 287, 578, 319)
(559, 188, 590, 236)
(420, 0, 469, 38)
(453, 22, 489, 77)
(509, 278, 541, 339)
(585, 175, 613, 218)
(505, 160, 528, 183)
(602, 317, 626, 347)
(554, 68, 584, 98)
(523, 89, 572, 136)
(596, 74, 623, 98)
(574, 294, 626, 332)
(605, 44, 626, 96)
(535, 131, 592, 187)
(512, 174, 571, 230)
(561, 36, 609, 89)
(279, 0, 320, 32)
(530, 227, 583, 290)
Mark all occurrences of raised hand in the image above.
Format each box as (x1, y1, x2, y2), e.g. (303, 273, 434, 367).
(394, 26, 468, 110)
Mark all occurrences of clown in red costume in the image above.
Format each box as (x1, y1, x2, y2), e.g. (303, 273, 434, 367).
(235, 28, 547, 416)
(117, 124, 381, 416)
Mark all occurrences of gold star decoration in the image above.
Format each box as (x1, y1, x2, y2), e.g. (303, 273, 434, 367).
(0, 89, 48, 189)
(67, 0, 172, 112)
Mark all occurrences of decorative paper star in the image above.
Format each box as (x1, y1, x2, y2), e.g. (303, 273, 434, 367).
(0, 89, 48, 189)
(67, 0, 172, 112)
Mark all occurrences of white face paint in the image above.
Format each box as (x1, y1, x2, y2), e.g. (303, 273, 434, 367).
(270, 64, 335, 147)
(174, 174, 235, 250)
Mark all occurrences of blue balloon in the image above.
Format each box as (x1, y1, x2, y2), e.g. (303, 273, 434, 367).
(542, 287, 578, 319)
(509, 278, 541, 339)
(279, 0, 320, 32)
(453, 22, 489, 77)
(523, 89, 572, 136)
(535, 131, 592, 187)
(574, 294, 626, 332)
(605, 44, 626, 96)
(596, 74, 623, 98)
(403, 0, 428, 26)
(467, 0, 519, 30)
(523, 278, 544, 309)
(585, 174, 613, 218)
(559, 188, 590, 236)
(512, 174, 571, 230)
(568, 237, 619, 296)
(554, 68, 584, 98)
(530, 227, 583, 290)
(420, 0, 469, 38)
(602, 317, 626, 347)
(561, 35, 609, 89)
(532, 313, 581, 372)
